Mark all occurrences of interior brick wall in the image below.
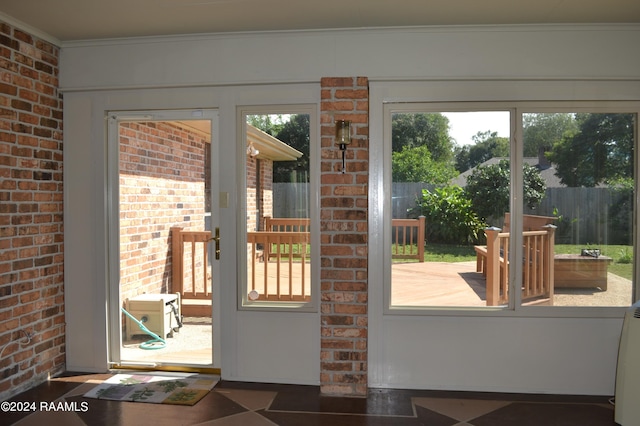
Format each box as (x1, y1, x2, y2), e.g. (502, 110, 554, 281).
(119, 121, 209, 304)
(319, 77, 369, 396)
(0, 22, 65, 400)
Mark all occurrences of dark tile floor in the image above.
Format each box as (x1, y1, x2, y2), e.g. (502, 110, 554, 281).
(0, 372, 617, 425)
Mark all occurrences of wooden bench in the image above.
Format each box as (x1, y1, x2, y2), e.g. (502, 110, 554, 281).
(475, 225, 556, 306)
(503, 213, 556, 232)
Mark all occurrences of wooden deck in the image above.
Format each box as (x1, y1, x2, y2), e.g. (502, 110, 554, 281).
(392, 261, 487, 306)
(244, 259, 632, 307)
(392, 261, 632, 307)
(178, 259, 632, 315)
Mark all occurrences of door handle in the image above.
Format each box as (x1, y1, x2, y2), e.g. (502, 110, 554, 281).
(209, 227, 221, 259)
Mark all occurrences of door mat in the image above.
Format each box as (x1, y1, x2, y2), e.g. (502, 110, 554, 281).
(83, 372, 218, 405)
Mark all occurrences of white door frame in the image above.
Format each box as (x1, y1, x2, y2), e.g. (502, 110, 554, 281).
(106, 109, 221, 370)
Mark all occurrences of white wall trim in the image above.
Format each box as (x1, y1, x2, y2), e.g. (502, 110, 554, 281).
(60, 23, 640, 48)
(0, 12, 61, 46)
(60, 24, 640, 91)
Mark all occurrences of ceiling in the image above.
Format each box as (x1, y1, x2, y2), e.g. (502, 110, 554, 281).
(1, 0, 640, 44)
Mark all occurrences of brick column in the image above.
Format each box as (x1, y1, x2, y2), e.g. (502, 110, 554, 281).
(319, 77, 369, 396)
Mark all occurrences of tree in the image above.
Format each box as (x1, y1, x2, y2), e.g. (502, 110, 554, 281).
(547, 113, 634, 187)
(465, 160, 546, 222)
(272, 114, 310, 182)
(392, 145, 457, 183)
(246, 114, 286, 136)
(392, 113, 454, 162)
(523, 113, 577, 157)
(455, 131, 509, 172)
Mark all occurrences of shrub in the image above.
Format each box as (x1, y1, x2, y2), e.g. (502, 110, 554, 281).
(412, 186, 486, 245)
(617, 247, 632, 264)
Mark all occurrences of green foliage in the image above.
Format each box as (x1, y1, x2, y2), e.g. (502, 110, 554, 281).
(464, 160, 546, 223)
(617, 247, 632, 264)
(608, 177, 635, 245)
(455, 131, 509, 172)
(247, 114, 286, 135)
(551, 207, 576, 243)
(392, 145, 457, 183)
(547, 113, 634, 187)
(523, 113, 578, 157)
(413, 186, 486, 245)
(464, 160, 510, 222)
(523, 162, 547, 208)
(273, 114, 310, 182)
(392, 113, 454, 162)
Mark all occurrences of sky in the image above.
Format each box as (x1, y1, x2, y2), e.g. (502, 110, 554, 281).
(255, 111, 511, 147)
(442, 111, 510, 146)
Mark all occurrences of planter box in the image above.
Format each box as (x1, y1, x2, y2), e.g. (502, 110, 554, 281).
(554, 254, 612, 291)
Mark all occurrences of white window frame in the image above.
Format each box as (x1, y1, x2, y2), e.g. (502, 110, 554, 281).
(369, 80, 640, 319)
(236, 104, 320, 312)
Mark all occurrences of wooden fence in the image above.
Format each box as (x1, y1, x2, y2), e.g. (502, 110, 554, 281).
(274, 183, 631, 245)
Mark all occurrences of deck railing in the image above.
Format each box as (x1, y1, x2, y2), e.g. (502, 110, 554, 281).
(247, 231, 310, 301)
(391, 216, 426, 262)
(265, 216, 426, 262)
(263, 217, 311, 260)
(475, 225, 556, 306)
(264, 216, 311, 232)
(172, 216, 427, 304)
(171, 227, 212, 301)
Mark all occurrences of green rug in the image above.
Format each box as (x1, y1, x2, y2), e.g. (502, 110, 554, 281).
(84, 372, 218, 405)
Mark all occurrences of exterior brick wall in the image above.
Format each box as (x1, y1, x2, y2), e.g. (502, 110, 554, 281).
(319, 77, 369, 396)
(119, 121, 209, 305)
(0, 22, 64, 400)
(245, 155, 273, 267)
(259, 159, 273, 228)
(246, 157, 273, 233)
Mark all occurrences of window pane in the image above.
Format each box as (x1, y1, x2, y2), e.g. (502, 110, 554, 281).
(389, 108, 636, 310)
(243, 114, 312, 305)
(524, 112, 635, 307)
(390, 111, 511, 308)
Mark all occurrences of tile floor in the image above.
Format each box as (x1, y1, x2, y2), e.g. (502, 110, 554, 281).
(1, 372, 617, 426)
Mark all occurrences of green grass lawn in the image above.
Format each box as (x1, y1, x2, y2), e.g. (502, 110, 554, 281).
(393, 243, 633, 280)
(392, 243, 476, 263)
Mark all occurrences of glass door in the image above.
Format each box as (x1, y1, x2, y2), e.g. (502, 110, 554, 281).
(239, 109, 316, 310)
(107, 109, 220, 371)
